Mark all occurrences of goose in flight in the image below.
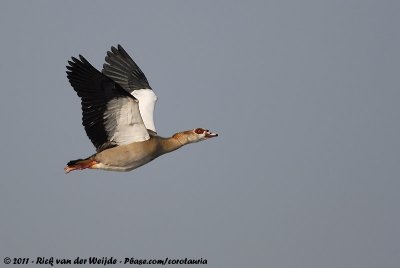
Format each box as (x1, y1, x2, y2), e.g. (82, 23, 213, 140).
(64, 45, 217, 173)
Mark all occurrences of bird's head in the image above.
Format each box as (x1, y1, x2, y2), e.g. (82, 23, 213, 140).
(174, 128, 218, 144)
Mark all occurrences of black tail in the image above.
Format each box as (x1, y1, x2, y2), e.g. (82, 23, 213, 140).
(64, 157, 97, 174)
(67, 158, 87, 166)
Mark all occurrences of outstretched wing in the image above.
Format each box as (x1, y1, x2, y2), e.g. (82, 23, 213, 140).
(67, 55, 150, 152)
(102, 45, 158, 133)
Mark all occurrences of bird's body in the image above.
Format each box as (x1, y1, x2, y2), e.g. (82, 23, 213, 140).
(94, 136, 164, 172)
(72, 135, 179, 172)
(65, 45, 217, 173)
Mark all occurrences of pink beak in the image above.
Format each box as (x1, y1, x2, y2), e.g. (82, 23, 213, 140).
(205, 130, 218, 138)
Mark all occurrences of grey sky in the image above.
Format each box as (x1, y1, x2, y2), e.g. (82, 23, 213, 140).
(1, 1, 399, 267)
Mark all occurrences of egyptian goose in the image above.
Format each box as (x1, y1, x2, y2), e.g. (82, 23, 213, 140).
(64, 45, 217, 173)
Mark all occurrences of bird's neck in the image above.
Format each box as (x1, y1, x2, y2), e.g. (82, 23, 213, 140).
(159, 131, 190, 154)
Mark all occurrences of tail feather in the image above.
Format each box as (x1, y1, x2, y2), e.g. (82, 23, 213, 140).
(64, 157, 97, 174)
(67, 158, 85, 166)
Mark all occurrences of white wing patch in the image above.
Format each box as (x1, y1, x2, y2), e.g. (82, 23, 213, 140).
(130, 89, 158, 132)
(105, 98, 150, 144)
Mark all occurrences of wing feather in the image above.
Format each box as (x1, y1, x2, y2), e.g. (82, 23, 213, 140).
(102, 45, 158, 132)
(66, 55, 150, 152)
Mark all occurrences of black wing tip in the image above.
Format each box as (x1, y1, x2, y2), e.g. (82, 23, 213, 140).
(111, 46, 118, 54)
(67, 55, 89, 65)
(66, 55, 95, 79)
(108, 44, 127, 56)
(68, 45, 125, 70)
(67, 57, 81, 70)
(117, 44, 126, 53)
(79, 54, 91, 65)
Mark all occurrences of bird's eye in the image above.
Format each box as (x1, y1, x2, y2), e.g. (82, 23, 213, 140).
(195, 128, 205, 134)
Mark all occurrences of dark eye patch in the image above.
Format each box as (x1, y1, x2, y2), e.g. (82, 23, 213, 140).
(195, 128, 205, 134)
